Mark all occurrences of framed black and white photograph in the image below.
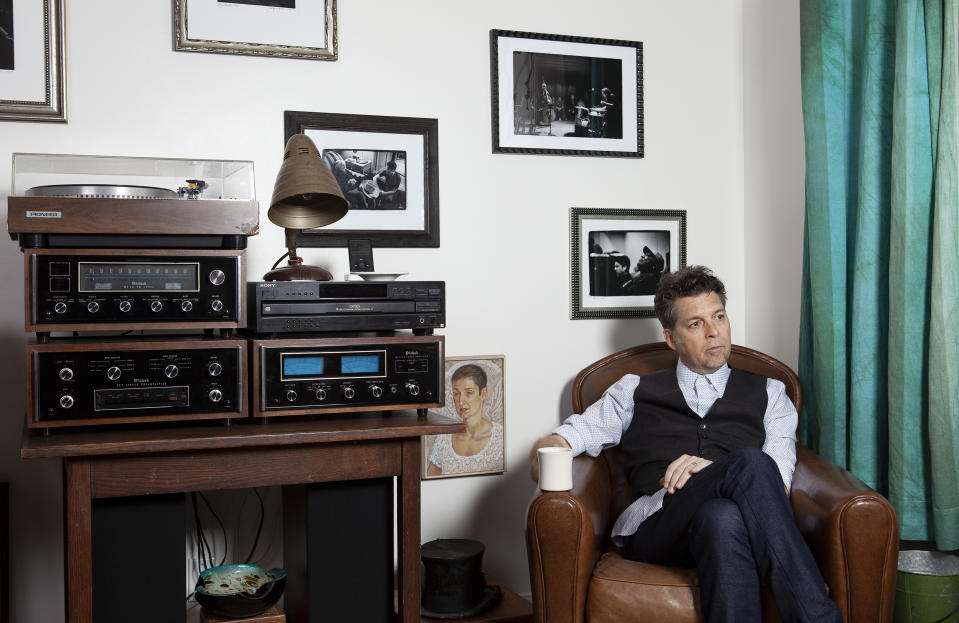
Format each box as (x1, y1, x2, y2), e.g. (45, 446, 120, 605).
(490, 29, 642, 157)
(570, 208, 686, 319)
(423, 356, 506, 480)
(0, 0, 65, 122)
(174, 0, 337, 60)
(285, 110, 440, 248)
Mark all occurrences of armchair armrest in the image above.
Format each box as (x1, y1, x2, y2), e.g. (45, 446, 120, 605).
(789, 444, 899, 623)
(526, 454, 614, 623)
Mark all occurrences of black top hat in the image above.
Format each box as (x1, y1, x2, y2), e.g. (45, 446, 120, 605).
(421, 539, 502, 619)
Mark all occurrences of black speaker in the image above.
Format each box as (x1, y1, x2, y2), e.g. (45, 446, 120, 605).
(92, 494, 185, 623)
(283, 480, 393, 622)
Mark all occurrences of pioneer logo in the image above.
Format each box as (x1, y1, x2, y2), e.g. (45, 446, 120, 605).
(26, 211, 62, 218)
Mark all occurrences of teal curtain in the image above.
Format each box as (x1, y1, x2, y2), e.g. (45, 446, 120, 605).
(799, 0, 959, 548)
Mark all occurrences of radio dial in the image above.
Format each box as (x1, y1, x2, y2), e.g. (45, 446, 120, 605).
(208, 389, 223, 403)
(210, 299, 224, 313)
(59, 367, 74, 381)
(59, 395, 75, 409)
(209, 270, 226, 286)
(54, 302, 68, 314)
(285, 389, 298, 403)
(150, 300, 163, 313)
(370, 385, 383, 398)
(208, 362, 223, 377)
(118, 300, 132, 313)
(405, 381, 421, 397)
(164, 364, 179, 379)
(87, 301, 100, 314)
(315, 388, 327, 401)
(343, 386, 356, 400)
(181, 300, 193, 312)
(106, 366, 121, 381)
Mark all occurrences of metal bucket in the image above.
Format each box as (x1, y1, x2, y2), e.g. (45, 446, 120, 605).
(894, 550, 959, 623)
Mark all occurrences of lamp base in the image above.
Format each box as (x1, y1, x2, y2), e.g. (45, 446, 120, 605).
(262, 264, 335, 281)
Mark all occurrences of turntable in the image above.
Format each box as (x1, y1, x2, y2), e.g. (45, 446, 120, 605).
(7, 153, 259, 249)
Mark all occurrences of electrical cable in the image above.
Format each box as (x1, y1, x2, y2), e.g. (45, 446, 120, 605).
(198, 491, 228, 567)
(242, 488, 266, 564)
(270, 251, 290, 271)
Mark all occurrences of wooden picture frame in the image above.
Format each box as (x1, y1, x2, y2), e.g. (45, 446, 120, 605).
(570, 207, 686, 319)
(490, 29, 642, 157)
(285, 110, 440, 248)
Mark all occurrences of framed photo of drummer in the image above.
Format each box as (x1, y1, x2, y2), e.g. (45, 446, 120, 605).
(490, 29, 643, 157)
(422, 356, 506, 480)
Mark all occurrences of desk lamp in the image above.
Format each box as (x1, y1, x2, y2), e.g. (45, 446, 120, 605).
(263, 134, 349, 281)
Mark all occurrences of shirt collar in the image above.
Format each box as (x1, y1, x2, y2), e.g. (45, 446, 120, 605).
(676, 359, 731, 394)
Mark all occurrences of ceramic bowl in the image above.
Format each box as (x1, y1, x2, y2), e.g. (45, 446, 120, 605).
(195, 564, 286, 619)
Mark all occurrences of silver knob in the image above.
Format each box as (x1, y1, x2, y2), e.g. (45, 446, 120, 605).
(118, 300, 132, 313)
(54, 302, 67, 314)
(370, 385, 383, 398)
(209, 269, 226, 286)
(164, 364, 179, 379)
(315, 388, 327, 401)
(208, 362, 223, 377)
(343, 386, 356, 400)
(208, 389, 223, 403)
(285, 389, 298, 402)
(150, 300, 163, 313)
(406, 381, 420, 396)
(106, 366, 121, 381)
(59, 367, 74, 381)
(180, 300, 193, 312)
(210, 299, 224, 312)
(59, 395, 74, 409)
(87, 301, 100, 313)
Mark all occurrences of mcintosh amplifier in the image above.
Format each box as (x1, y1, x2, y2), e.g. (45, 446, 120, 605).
(250, 335, 444, 418)
(27, 338, 247, 428)
(24, 248, 245, 332)
(249, 280, 445, 334)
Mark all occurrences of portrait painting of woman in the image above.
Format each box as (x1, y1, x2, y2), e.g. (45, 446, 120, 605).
(422, 356, 506, 479)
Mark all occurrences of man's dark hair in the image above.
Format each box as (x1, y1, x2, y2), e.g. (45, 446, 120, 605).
(611, 255, 631, 270)
(653, 265, 727, 329)
(386, 160, 397, 170)
(451, 363, 487, 390)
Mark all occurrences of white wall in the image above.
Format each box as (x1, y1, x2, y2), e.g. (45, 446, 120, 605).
(0, 1, 804, 619)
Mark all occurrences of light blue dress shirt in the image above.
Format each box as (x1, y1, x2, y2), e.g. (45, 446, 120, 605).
(553, 361, 797, 546)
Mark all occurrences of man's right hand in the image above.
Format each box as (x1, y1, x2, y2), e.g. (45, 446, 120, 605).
(529, 434, 571, 482)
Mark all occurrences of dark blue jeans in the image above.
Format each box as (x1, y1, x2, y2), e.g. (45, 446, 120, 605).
(623, 447, 842, 623)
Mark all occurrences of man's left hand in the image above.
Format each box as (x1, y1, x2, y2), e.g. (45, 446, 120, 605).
(660, 454, 712, 494)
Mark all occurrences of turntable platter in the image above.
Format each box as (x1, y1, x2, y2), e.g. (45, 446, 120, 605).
(25, 184, 179, 200)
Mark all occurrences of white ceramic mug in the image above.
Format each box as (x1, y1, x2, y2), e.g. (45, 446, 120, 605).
(538, 446, 574, 491)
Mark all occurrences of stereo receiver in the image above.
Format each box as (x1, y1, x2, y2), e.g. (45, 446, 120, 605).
(25, 249, 245, 332)
(250, 334, 444, 418)
(27, 338, 246, 428)
(249, 280, 444, 334)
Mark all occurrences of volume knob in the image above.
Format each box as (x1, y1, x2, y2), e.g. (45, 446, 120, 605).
(343, 386, 356, 400)
(314, 388, 327, 401)
(150, 300, 163, 313)
(208, 362, 223, 377)
(180, 300, 193, 312)
(164, 364, 179, 379)
(106, 366, 121, 381)
(285, 389, 298, 403)
(59, 395, 75, 409)
(118, 300, 132, 313)
(208, 270, 226, 286)
(208, 389, 223, 403)
(210, 299, 224, 313)
(370, 385, 383, 398)
(58, 367, 74, 381)
(87, 301, 100, 314)
(405, 381, 421, 396)
(54, 302, 68, 314)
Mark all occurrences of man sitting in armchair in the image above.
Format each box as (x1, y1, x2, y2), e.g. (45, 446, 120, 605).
(529, 265, 842, 623)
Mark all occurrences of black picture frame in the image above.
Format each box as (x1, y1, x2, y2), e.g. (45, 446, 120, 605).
(285, 110, 440, 248)
(490, 29, 643, 157)
(570, 207, 686, 319)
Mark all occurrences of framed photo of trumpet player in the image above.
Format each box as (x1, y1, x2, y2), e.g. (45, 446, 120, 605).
(570, 208, 686, 319)
(490, 29, 643, 157)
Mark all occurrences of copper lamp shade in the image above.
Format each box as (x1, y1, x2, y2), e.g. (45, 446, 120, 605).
(264, 134, 350, 281)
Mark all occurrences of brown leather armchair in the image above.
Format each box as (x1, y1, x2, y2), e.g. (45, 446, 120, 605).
(526, 343, 899, 623)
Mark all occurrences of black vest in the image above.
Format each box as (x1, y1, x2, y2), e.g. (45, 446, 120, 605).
(621, 367, 768, 498)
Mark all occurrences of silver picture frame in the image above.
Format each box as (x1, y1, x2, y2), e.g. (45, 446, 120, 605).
(174, 0, 337, 60)
(0, 0, 66, 122)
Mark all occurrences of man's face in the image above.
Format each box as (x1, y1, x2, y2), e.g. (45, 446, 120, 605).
(613, 261, 628, 275)
(452, 377, 488, 421)
(663, 292, 731, 375)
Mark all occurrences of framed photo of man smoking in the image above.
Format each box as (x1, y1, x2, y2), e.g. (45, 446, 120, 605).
(285, 110, 440, 248)
(0, 0, 65, 122)
(422, 356, 506, 480)
(570, 208, 686, 319)
(490, 29, 643, 157)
